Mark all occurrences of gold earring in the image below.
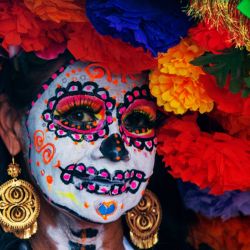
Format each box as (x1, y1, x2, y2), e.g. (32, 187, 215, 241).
(0, 157, 40, 239)
(126, 189, 162, 249)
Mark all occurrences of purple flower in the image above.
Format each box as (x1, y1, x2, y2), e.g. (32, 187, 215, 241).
(178, 180, 250, 220)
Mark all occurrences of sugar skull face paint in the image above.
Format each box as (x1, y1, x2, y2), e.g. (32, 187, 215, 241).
(21, 61, 157, 223)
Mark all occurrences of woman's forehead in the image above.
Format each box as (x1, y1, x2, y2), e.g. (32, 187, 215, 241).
(41, 61, 148, 102)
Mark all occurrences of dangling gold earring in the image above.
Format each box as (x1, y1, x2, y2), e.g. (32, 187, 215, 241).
(0, 156, 40, 239)
(126, 189, 162, 249)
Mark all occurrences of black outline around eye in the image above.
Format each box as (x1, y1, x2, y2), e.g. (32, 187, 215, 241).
(43, 81, 116, 142)
(54, 96, 103, 131)
(116, 85, 157, 151)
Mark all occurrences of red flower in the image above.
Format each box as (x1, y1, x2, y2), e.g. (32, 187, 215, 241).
(157, 115, 250, 195)
(200, 74, 250, 115)
(66, 22, 157, 74)
(189, 21, 234, 54)
(23, 0, 86, 23)
(0, 1, 65, 53)
(0, 1, 156, 72)
(209, 110, 250, 140)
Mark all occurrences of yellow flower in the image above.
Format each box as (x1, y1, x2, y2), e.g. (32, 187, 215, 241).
(149, 38, 214, 114)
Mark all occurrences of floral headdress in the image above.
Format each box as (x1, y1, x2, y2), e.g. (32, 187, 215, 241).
(0, 1, 250, 249)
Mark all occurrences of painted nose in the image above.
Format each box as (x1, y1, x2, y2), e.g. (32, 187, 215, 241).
(100, 133, 129, 162)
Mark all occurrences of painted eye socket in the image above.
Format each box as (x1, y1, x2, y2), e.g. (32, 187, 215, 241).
(122, 101, 156, 137)
(124, 109, 155, 132)
(53, 95, 105, 133)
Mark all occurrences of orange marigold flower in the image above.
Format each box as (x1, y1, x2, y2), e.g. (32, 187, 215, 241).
(24, 0, 87, 23)
(150, 38, 213, 114)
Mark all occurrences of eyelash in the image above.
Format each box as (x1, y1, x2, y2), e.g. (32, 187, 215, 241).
(54, 95, 105, 132)
(55, 95, 102, 114)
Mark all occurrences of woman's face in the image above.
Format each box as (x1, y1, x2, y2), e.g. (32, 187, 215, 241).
(21, 61, 157, 223)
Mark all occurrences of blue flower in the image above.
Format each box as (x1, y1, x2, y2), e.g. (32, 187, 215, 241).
(86, 0, 194, 56)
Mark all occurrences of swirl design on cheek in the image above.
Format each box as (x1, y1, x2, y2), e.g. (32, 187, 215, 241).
(33, 130, 55, 164)
(117, 85, 157, 151)
(43, 81, 115, 142)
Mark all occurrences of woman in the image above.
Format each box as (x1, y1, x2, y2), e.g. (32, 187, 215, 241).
(0, 51, 191, 250)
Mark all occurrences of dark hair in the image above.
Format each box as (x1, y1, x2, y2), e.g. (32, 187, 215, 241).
(0, 51, 72, 249)
(0, 51, 71, 180)
(0, 51, 71, 110)
(0, 51, 196, 250)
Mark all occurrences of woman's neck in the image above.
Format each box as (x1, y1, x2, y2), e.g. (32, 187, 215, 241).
(30, 198, 125, 250)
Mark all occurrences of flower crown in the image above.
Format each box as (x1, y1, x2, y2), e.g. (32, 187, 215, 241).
(0, 0, 250, 240)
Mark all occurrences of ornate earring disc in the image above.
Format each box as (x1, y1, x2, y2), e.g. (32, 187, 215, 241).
(126, 189, 162, 249)
(0, 178, 40, 238)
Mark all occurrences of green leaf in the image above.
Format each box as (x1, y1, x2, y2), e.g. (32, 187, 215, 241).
(245, 77, 250, 88)
(191, 48, 248, 94)
(230, 80, 242, 93)
(242, 88, 250, 98)
(237, 0, 250, 18)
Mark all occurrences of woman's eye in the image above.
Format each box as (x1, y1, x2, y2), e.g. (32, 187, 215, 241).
(123, 111, 155, 134)
(67, 109, 95, 123)
(53, 94, 106, 132)
(54, 107, 100, 131)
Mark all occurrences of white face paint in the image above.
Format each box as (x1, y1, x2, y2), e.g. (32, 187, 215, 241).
(21, 61, 157, 223)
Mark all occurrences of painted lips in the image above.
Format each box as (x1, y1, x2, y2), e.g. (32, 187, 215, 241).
(60, 164, 147, 196)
